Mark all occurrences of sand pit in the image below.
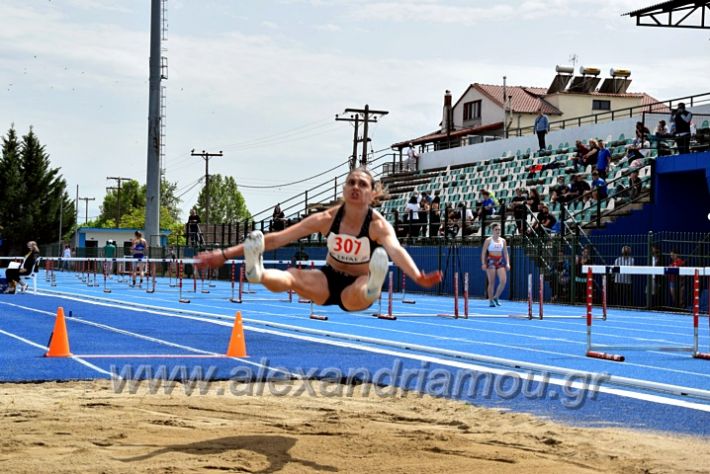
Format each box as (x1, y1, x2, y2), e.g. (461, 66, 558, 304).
(1, 380, 707, 473)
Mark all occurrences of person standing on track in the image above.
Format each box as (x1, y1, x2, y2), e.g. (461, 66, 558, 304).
(481, 223, 510, 307)
(130, 231, 147, 288)
(196, 167, 442, 312)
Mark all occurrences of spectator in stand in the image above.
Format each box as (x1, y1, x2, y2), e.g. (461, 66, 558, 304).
(623, 141, 645, 162)
(668, 249, 685, 307)
(612, 245, 635, 306)
(458, 202, 475, 236)
(533, 107, 550, 152)
(404, 194, 420, 237)
(628, 170, 643, 200)
(418, 196, 430, 237)
(596, 139, 610, 178)
(477, 190, 496, 221)
(541, 205, 557, 232)
(511, 188, 528, 234)
(429, 200, 441, 238)
(671, 102, 693, 154)
(406, 142, 420, 170)
(635, 121, 650, 142)
(420, 191, 432, 206)
(571, 140, 590, 170)
(527, 187, 541, 213)
(655, 120, 670, 138)
(583, 139, 600, 168)
(187, 208, 203, 246)
(528, 204, 554, 236)
(552, 176, 569, 198)
(272, 203, 287, 231)
(557, 186, 572, 205)
(568, 174, 591, 201)
(431, 190, 441, 208)
(591, 170, 608, 199)
(391, 209, 405, 238)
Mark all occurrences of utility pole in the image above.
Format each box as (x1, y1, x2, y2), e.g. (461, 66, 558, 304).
(77, 196, 95, 224)
(106, 177, 133, 227)
(336, 104, 388, 168)
(191, 149, 223, 233)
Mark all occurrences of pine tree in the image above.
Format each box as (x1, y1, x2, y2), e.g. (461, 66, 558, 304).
(0, 127, 75, 255)
(0, 127, 24, 252)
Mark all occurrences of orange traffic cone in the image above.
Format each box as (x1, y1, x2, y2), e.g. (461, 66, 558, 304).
(45, 307, 72, 357)
(226, 311, 247, 357)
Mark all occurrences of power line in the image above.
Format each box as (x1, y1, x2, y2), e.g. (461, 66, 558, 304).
(216, 118, 334, 148)
(237, 160, 348, 189)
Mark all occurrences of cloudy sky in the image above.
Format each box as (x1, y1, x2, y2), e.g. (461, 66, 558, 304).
(1, 0, 708, 224)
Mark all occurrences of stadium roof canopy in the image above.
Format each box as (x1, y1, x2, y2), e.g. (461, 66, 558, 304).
(623, 1, 710, 29)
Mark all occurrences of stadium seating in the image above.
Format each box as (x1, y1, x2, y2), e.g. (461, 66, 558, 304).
(378, 135, 657, 237)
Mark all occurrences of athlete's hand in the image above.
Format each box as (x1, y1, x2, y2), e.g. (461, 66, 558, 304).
(415, 270, 443, 288)
(195, 250, 224, 269)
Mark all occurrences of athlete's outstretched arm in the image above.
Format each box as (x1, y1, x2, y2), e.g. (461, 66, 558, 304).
(375, 220, 442, 288)
(196, 210, 331, 269)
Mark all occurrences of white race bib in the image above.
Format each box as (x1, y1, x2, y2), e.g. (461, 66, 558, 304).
(327, 233, 371, 264)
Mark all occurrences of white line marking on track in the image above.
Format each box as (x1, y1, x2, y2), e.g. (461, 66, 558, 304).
(0, 327, 113, 377)
(4, 296, 710, 407)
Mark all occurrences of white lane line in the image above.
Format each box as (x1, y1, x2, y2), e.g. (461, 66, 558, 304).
(0, 302, 297, 378)
(5, 296, 710, 407)
(27, 290, 710, 379)
(0, 328, 113, 377)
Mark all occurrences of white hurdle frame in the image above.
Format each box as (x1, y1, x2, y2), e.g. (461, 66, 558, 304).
(521, 271, 607, 320)
(375, 271, 461, 320)
(582, 265, 710, 361)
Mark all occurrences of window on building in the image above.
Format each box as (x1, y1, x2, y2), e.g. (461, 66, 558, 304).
(592, 100, 611, 111)
(463, 100, 482, 121)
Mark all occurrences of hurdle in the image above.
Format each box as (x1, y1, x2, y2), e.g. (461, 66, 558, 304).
(400, 273, 416, 304)
(229, 262, 242, 303)
(146, 262, 157, 294)
(374, 271, 464, 320)
(168, 259, 177, 288)
(583, 265, 710, 361)
(102, 259, 112, 293)
(177, 260, 190, 304)
(199, 266, 210, 294)
(517, 270, 607, 320)
(228, 260, 293, 303)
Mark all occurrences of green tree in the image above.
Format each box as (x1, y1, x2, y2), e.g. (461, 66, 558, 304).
(0, 126, 75, 255)
(96, 179, 144, 228)
(0, 127, 23, 250)
(194, 174, 251, 224)
(89, 177, 184, 245)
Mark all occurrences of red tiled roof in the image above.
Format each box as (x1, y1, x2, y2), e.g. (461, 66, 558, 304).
(473, 84, 562, 115)
(392, 122, 504, 149)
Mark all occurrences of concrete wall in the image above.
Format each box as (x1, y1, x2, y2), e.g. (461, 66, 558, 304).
(546, 93, 644, 118)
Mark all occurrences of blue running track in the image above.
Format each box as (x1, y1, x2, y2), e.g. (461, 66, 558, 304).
(1, 271, 709, 435)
